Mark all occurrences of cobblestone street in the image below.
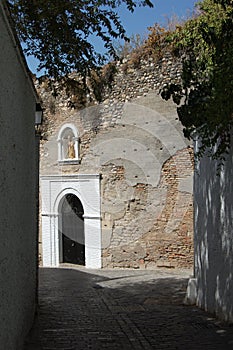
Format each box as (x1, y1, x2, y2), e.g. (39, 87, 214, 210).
(24, 266, 233, 350)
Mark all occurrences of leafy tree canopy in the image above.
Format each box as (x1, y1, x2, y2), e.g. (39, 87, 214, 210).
(7, 0, 153, 78)
(161, 0, 233, 159)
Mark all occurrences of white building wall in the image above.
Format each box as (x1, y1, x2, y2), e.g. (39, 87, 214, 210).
(194, 134, 233, 321)
(0, 2, 38, 349)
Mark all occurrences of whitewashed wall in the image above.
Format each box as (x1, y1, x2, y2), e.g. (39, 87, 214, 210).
(0, 3, 38, 349)
(194, 134, 233, 321)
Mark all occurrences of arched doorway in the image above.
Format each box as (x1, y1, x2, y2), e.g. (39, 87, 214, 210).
(59, 194, 85, 265)
(41, 174, 102, 268)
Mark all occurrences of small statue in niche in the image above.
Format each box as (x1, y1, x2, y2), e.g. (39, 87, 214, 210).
(67, 135, 75, 159)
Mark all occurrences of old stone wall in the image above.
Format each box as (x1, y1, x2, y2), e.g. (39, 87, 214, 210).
(38, 52, 193, 269)
(37, 52, 182, 135)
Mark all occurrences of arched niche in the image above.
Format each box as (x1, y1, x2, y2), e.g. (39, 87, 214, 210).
(57, 123, 79, 163)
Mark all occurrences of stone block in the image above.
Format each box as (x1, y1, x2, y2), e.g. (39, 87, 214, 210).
(184, 278, 197, 305)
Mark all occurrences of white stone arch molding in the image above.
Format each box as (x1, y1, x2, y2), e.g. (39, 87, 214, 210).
(41, 174, 102, 269)
(57, 123, 79, 163)
(53, 187, 87, 215)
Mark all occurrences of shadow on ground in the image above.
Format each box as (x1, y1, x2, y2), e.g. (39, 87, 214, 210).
(24, 267, 233, 350)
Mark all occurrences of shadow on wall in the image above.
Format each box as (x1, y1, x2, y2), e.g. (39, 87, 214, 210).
(194, 132, 233, 322)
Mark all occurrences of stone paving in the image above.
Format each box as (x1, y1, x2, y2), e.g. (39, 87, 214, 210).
(24, 266, 233, 350)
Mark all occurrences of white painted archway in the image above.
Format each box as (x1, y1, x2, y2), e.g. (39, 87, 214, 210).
(41, 174, 102, 269)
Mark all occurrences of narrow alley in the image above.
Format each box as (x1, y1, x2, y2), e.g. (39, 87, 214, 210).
(24, 267, 233, 350)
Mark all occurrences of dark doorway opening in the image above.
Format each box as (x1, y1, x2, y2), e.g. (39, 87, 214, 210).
(60, 194, 85, 265)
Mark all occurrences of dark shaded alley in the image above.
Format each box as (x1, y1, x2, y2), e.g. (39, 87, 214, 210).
(24, 267, 233, 350)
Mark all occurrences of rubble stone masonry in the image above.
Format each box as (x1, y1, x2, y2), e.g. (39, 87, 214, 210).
(38, 52, 194, 269)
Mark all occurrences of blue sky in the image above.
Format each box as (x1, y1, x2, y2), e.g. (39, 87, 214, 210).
(118, 0, 199, 35)
(27, 0, 199, 75)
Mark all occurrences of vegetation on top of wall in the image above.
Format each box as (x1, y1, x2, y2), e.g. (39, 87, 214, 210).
(89, 62, 118, 102)
(161, 0, 233, 161)
(114, 25, 175, 71)
(32, 0, 233, 163)
(36, 23, 180, 106)
(113, 33, 145, 59)
(114, 11, 193, 70)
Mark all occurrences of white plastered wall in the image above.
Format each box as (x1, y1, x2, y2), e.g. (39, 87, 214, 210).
(41, 174, 101, 269)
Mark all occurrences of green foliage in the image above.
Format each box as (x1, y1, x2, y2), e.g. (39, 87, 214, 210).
(7, 0, 152, 78)
(161, 0, 233, 159)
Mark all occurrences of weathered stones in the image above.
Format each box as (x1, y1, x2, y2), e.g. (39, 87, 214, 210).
(38, 54, 193, 270)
